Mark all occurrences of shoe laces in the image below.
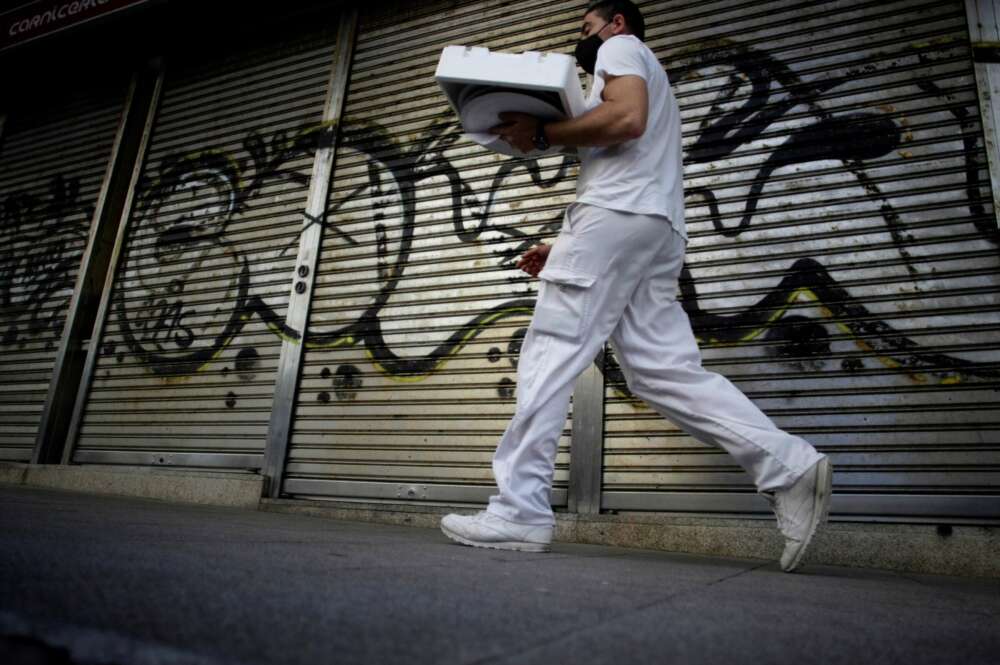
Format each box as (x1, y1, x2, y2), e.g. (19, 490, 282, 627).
(471, 510, 497, 525)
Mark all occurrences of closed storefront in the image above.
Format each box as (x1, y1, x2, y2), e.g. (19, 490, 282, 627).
(0, 74, 127, 462)
(281, 0, 998, 520)
(601, 0, 1000, 519)
(283, 1, 589, 504)
(2, 0, 997, 525)
(67, 18, 344, 469)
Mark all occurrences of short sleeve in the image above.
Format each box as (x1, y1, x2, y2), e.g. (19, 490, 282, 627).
(594, 36, 648, 82)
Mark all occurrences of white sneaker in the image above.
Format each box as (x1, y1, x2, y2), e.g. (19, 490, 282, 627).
(765, 455, 833, 573)
(440, 510, 553, 552)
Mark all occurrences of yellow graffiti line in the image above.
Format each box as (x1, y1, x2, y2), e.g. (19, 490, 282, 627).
(296, 118, 339, 139)
(672, 35, 737, 57)
(257, 315, 359, 349)
(186, 149, 241, 179)
(909, 35, 960, 51)
(686, 286, 967, 387)
(364, 306, 535, 383)
(261, 318, 300, 345)
(849, 317, 936, 384)
(304, 334, 355, 349)
(796, 289, 947, 384)
(697, 287, 810, 346)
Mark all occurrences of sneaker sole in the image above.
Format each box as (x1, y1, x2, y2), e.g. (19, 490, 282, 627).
(783, 456, 833, 573)
(440, 523, 551, 553)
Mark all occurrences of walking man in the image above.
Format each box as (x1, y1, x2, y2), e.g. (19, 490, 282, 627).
(440, 0, 833, 572)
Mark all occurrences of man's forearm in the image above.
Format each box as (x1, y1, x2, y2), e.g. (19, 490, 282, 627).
(545, 100, 643, 148)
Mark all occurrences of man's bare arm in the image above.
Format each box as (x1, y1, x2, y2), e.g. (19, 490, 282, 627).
(547, 73, 648, 147)
(489, 73, 649, 152)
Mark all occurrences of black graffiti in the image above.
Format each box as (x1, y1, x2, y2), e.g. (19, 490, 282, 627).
(916, 79, 998, 245)
(679, 48, 844, 164)
(763, 315, 831, 371)
(100, 36, 997, 407)
(117, 259, 251, 375)
(0, 174, 94, 349)
(671, 40, 932, 279)
(680, 257, 996, 380)
(113, 126, 334, 374)
(234, 347, 260, 382)
(603, 256, 999, 397)
(132, 295, 195, 351)
(713, 113, 900, 237)
(299, 116, 565, 388)
(332, 364, 362, 401)
(111, 113, 556, 384)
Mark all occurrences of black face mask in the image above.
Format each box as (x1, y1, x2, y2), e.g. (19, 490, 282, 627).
(574, 20, 610, 75)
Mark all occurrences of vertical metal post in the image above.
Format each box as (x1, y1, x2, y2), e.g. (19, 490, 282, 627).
(261, 9, 359, 499)
(57, 58, 165, 465)
(568, 346, 606, 514)
(966, 0, 1000, 223)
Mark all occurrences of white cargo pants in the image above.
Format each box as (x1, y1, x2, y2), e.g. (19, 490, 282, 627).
(486, 202, 824, 526)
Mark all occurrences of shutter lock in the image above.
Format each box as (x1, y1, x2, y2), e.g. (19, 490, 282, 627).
(396, 485, 428, 499)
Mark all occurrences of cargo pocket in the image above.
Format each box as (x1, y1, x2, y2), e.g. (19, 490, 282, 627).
(530, 265, 598, 342)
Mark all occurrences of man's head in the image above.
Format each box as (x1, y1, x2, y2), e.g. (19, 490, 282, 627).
(581, 0, 645, 42)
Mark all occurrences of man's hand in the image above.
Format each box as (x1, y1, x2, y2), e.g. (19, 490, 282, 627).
(489, 112, 540, 154)
(516, 243, 551, 277)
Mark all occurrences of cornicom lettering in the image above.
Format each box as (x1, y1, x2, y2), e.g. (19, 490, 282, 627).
(7, 0, 117, 37)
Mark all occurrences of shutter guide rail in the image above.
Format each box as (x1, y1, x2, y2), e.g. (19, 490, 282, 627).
(263, 8, 360, 499)
(966, 0, 1000, 221)
(60, 59, 166, 465)
(568, 347, 607, 515)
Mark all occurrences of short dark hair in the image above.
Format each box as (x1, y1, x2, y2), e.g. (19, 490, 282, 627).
(584, 0, 645, 41)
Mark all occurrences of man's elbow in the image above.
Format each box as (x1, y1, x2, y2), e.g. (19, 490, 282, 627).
(604, 103, 646, 143)
(618, 111, 646, 141)
(621, 114, 646, 140)
(628, 116, 647, 139)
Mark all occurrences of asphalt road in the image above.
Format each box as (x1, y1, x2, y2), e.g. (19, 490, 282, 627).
(2, 484, 998, 665)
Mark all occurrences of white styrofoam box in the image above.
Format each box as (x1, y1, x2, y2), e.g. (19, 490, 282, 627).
(435, 45, 586, 118)
(435, 45, 586, 157)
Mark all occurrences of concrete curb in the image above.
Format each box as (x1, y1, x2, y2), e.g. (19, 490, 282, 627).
(259, 498, 1000, 579)
(2, 462, 994, 578)
(0, 463, 262, 509)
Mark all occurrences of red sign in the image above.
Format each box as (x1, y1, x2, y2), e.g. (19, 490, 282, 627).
(1, 0, 151, 51)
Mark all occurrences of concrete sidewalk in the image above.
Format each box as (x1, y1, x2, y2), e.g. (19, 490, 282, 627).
(1, 484, 998, 665)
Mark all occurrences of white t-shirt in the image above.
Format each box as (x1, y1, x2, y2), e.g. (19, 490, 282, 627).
(575, 34, 687, 240)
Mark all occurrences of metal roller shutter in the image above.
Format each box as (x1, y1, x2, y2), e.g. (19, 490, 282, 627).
(602, 0, 1000, 519)
(0, 75, 127, 462)
(283, 0, 592, 503)
(72, 22, 342, 469)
